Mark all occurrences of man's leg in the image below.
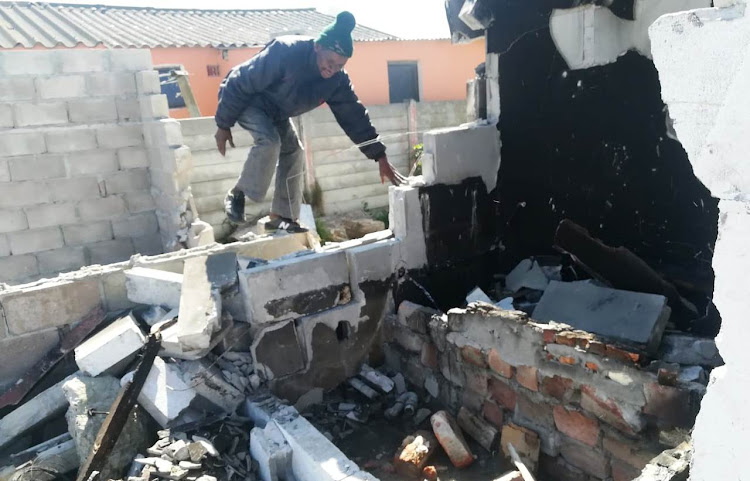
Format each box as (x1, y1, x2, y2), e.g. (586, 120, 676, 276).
(267, 118, 306, 232)
(225, 107, 280, 223)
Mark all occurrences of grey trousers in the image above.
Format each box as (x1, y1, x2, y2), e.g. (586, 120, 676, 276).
(235, 107, 304, 220)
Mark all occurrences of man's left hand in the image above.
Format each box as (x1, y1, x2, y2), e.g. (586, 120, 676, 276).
(378, 156, 406, 186)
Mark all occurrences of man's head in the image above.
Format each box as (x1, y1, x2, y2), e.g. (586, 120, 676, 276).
(315, 11, 356, 79)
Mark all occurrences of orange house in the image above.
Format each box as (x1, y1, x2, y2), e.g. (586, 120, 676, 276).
(0, 3, 486, 118)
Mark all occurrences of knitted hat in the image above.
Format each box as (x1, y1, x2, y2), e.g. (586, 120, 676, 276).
(316, 11, 356, 58)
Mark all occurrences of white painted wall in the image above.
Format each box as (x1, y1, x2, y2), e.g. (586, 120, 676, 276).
(649, 2, 750, 479)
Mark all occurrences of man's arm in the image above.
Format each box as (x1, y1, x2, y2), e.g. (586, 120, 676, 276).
(327, 75, 405, 185)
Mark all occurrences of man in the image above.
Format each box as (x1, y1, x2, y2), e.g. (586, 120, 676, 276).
(215, 11, 406, 233)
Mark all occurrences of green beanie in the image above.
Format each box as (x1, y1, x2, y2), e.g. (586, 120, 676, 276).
(316, 11, 356, 58)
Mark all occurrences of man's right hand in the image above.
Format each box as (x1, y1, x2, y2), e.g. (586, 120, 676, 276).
(215, 128, 235, 156)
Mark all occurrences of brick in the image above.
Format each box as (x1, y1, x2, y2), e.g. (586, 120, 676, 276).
(68, 98, 118, 123)
(25, 203, 78, 229)
(0, 235, 8, 257)
(14, 102, 68, 127)
(482, 401, 504, 431)
(109, 50, 151, 72)
(585, 362, 600, 372)
(0, 329, 60, 385)
(36, 246, 87, 275)
(132, 233, 163, 256)
(57, 50, 109, 73)
(420, 342, 438, 368)
(431, 411, 474, 468)
(603, 435, 658, 470)
(117, 147, 148, 169)
(48, 177, 101, 202)
(136, 71, 161, 95)
(96, 124, 144, 148)
(558, 356, 577, 365)
(0, 78, 35, 101)
(112, 212, 158, 238)
(643, 383, 698, 429)
(62, 221, 113, 245)
(581, 385, 643, 434)
(8, 155, 66, 181)
(36, 75, 86, 99)
(0, 254, 38, 283)
(515, 365, 538, 392)
(541, 375, 575, 402)
(8, 226, 63, 255)
(0, 51, 57, 76)
(124, 191, 156, 213)
(488, 348, 514, 378)
(0, 160, 8, 182)
(104, 168, 149, 194)
(46, 128, 97, 153)
(0, 104, 12, 128)
(612, 459, 641, 481)
(0, 131, 47, 157)
(501, 424, 540, 466)
(78, 196, 126, 222)
(559, 440, 609, 478)
(489, 377, 517, 410)
(1, 278, 101, 334)
(515, 393, 554, 429)
(553, 406, 599, 447)
(67, 150, 119, 175)
(87, 72, 137, 96)
(139, 95, 169, 119)
(115, 97, 141, 122)
(460, 345, 487, 368)
(0, 210, 28, 234)
(86, 238, 134, 265)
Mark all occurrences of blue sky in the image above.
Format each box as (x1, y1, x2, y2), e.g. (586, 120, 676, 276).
(55, 0, 451, 39)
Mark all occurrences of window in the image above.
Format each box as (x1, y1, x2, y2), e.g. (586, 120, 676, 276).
(207, 65, 221, 77)
(388, 62, 420, 103)
(154, 64, 185, 109)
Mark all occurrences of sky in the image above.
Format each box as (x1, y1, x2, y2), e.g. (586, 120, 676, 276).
(53, 0, 452, 39)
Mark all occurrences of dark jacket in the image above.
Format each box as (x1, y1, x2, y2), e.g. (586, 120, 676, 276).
(215, 36, 386, 160)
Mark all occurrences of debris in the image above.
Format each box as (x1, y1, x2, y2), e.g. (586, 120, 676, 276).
(250, 422, 292, 481)
(192, 436, 219, 458)
(187, 220, 215, 248)
(359, 364, 395, 393)
(466, 287, 493, 305)
(124, 267, 183, 309)
(423, 465, 438, 481)
(343, 218, 385, 239)
(678, 366, 707, 384)
(392, 373, 407, 394)
(532, 280, 670, 353)
(177, 359, 244, 413)
(0, 376, 71, 449)
(430, 411, 474, 468)
(658, 333, 723, 367)
(505, 259, 550, 292)
(500, 424, 540, 472)
(74, 313, 146, 377)
(9, 433, 71, 461)
(385, 392, 418, 420)
(176, 256, 222, 350)
(506, 442, 536, 481)
(495, 297, 515, 310)
(457, 406, 498, 452)
(9, 439, 79, 481)
(348, 378, 379, 400)
(393, 431, 438, 478)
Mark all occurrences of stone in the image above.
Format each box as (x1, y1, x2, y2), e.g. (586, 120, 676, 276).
(177, 360, 244, 413)
(501, 423, 540, 468)
(187, 442, 209, 463)
(505, 259, 550, 292)
(487, 349, 514, 378)
(75, 313, 146, 376)
(430, 411, 474, 468)
(398, 301, 439, 335)
(177, 256, 222, 350)
(178, 461, 201, 470)
(658, 334, 723, 367)
(559, 440, 609, 479)
(63, 375, 148, 480)
(488, 378, 517, 410)
(192, 436, 219, 457)
(553, 406, 599, 447)
(515, 366, 538, 392)
(252, 321, 305, 380)
(343, 218, 385, 239)
(393, 431, 438, 478)
(125, 267, 183, 309)
(533, 280, 670, 353)
(457, 406, 498, 452)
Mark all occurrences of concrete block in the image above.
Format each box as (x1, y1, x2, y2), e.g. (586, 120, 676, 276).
(0, 234, 8, 257)
(140, 95, 169, 120)
(239, 250, 350, 324)
(532, 281, 670, 352)
(78, 196, 127, 222)
(102, 270, 134, 311)
(132, 233, 163, 256)
(0, 376, 69, 449)
(206, 251, 237, 289)
(0, 328, 59, 388)
(431, 410, 474, 468)
(143, 119, 184, 147)
(176, 256, 221, 350)
(123, 357, 196, 428)
(422, 123, 500, 192)
(0, 254, 39, 283)
(117, 147, 149, 169)
(0, 278, 102, 334)
(75, 313, 146, 376)
(87, 72, 137, 96)
(68, 98, 118, 123)
(178, 360, 244, 413)
(252, 321, 305, 381)
(104, 168, 150, 194)
(109, 49, 152, 72)
(0, 78, 35, 101)
(9, 154, 66, 181)
(136, 70, 162, 95)
(0, 131, 46, 157)
(46, 128, 97, 153)
(67, 149, 119, 175)
(0, 159, 8, 182)
(124, 191, 156, 213)
(8, 226, 64, 255)
(13, 102, 68, 127)
(0, 51, 57, 76)
(346, 238, 398, 292)
(57, 50, 109, 73)
(388, 185, 427, 269)
(250, 423, 292, 481)
(0, 209, 28, 233)
(62, 221, 113, 246)
(37, 246, 87, 275)
(187, 220, 215, 248)
(96, 124, 144, 149)
(115, 97, 141, 122)
(26, 203, 78, 229)
(0, 103, 12, 128)
(112, 212, 159, 239)
(658, 333, 723, 367)
(87, 238, 135, 265)
(125, 267, 183, 309)
(48, 177, 101, 202)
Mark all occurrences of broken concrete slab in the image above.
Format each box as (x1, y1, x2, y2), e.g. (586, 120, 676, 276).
(74, 313, 146, 376)
(177, 360, 244, 414)
(6, 439, 79, 481)
(252, 321, 305, 381)
(0, 376, 71, 449)
(122, 357, 196, 428)
(505, 259, 550, 292)
(125, 267, 183, 309)
(176, 256, 222, 350)
(250, 422, 292, 481)
(658, 333, 723, 367)
(532, 280, 670, 352)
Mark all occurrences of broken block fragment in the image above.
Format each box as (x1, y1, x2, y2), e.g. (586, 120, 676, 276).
(430, 410, 474, 468)
(176, 256, 222, 350)
(393, 431, 438, 478)
(125, 267, 183, 309)
(250, 422, 292, 481)
(177, 359, 244, 414)
(122, 357, 196, 427)
(74, 313, 146, 376)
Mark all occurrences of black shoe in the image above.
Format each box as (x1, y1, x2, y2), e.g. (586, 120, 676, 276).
(224, 189, 245, 224)
(265, 216, 308, 233)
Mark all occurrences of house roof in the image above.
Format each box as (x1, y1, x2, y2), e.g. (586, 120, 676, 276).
(0, 2, 399, 49)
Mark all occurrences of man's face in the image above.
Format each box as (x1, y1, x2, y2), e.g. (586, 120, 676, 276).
(314, 43, 348, 79)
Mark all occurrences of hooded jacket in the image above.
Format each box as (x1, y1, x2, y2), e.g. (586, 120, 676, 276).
(215, 36, 386, 160)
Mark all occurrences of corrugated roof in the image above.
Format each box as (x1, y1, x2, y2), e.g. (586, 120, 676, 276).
(0, 2, 398, 49)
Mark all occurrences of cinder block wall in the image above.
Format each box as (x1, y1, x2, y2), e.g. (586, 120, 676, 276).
(0, 50, 168, 284)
